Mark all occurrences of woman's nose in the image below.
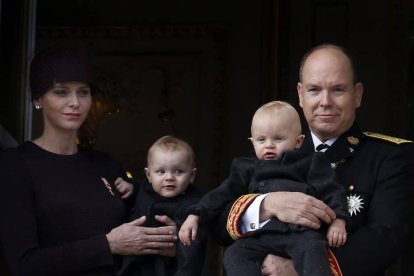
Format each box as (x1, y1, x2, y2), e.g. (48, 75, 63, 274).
(68, 94, 80, 107)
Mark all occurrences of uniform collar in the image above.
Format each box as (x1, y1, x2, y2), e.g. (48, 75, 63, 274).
(303, 123, 364, 163)
(310, 132, 337, 151)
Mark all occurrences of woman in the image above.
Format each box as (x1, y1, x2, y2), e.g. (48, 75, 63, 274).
(0, 47, 176, 276)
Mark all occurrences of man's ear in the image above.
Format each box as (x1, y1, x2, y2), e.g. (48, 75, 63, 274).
(297, 82, 304, 108)
(354, 82, 364, 108)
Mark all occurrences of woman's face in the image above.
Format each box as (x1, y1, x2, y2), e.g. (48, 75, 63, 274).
(35, 81, 92, 133)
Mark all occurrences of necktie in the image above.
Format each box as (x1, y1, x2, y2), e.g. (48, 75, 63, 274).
(316, 143, 330, 152)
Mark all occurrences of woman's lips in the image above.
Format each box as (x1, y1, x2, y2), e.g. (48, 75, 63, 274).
(64, 113, 81, 119)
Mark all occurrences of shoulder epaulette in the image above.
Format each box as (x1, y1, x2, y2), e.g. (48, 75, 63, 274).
(363, 132, 412, 144)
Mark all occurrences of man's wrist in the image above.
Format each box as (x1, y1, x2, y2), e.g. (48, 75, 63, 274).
(260, 194, 274, 221)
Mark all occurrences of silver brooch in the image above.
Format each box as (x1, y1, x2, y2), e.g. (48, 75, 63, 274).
(347, 194, 364, 216)
(101, 177, 115, 196)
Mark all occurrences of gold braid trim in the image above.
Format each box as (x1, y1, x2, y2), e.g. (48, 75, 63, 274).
(226, 194, 260, 240)
(328, 249, 343, 276)
(364, 132, 412, 144)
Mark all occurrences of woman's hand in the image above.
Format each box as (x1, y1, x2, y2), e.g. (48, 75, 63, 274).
(260, 192, 336, 229)
(154, 215, 177, 257)
(106, 216, 177, 255)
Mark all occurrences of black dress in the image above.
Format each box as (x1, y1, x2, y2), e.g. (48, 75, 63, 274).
(0, 141, 129, 276)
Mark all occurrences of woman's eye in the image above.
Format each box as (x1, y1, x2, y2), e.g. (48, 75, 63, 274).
(54, 89, 68, 96)
(78, 89, 91, 97)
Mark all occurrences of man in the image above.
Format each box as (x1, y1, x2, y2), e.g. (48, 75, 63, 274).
(225, 44, 414, 275)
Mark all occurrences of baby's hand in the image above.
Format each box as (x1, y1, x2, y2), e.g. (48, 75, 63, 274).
(114, 177, 134, 199)
(327, 218, 347, 247)
(179, 214, 199, 246)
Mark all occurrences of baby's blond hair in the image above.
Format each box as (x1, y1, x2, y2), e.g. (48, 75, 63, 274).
(147, 135, 196, 167)
(251, 101, 302, 135)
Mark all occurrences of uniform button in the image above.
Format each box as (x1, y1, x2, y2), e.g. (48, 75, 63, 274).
(259, 182, 265, 187)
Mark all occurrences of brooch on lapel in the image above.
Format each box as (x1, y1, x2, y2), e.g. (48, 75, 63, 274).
(347, 136, 359, 145)
(346, 136, 359, 154)
(101, 177, 115, 196)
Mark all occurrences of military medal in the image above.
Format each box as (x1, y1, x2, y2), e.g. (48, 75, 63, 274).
(347, 194, 364, 216)
(347, 136, 359, 145)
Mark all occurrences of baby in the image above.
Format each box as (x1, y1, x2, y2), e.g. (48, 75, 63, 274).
(179, 101, 349, 276)
(117, 135, 206, 276)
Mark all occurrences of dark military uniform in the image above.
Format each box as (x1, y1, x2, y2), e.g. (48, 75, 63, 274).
(303, 123, 414, 276)
(224, 123, 414, 276)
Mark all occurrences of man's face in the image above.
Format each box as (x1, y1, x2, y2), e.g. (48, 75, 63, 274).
(297, 48, 363, 141)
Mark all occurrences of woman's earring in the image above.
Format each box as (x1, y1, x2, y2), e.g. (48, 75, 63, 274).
(35, 105, 41, 110)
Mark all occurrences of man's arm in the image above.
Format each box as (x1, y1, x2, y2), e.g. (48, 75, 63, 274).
(226, 191, 335, 240)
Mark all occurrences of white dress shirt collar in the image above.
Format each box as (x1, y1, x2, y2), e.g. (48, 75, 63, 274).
(310, 132, 338, 151)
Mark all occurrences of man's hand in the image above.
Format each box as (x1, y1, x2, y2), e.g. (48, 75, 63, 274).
(260, 192, 336, 229)
(261, 254, 298, 276)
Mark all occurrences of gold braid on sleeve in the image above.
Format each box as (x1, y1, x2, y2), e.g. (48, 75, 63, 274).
(226, 194, 260, 240)
(328, 249, 343, 276)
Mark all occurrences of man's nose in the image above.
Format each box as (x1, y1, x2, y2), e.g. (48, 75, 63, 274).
(320, 91, 332, 106)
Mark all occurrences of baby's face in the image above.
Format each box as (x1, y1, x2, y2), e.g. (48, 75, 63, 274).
(145, 149, 196, 198)
(250, 113, 302, 160)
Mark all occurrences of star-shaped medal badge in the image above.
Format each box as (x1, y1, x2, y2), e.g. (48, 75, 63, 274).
(347, 194, 364, 216)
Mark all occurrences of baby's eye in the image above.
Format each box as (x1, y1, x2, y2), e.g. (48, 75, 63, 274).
(155, 170, 165, 175)
(175, 169, 184, 175)
(255, 137, 266, 143)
